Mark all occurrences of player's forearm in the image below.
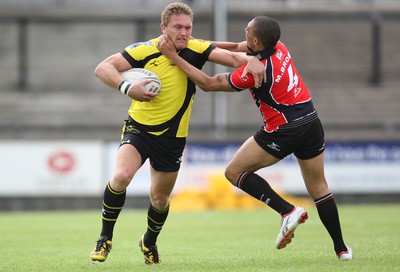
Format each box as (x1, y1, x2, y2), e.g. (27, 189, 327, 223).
(169, 54, 211, 90)
(210, 41, 248, 52)
(230, 51, 253, 68)
(94, 53, 132, 91)
(94, 60, 124, 90)
(210, 48, 248, 69)
(168, 52, 233, 92)
(209, 41, 240, 52)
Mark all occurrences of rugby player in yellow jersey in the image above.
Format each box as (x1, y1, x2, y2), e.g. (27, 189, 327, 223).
(90, 2, 265, 265)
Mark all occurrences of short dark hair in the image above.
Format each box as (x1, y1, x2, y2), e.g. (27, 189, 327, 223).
(252, 16, 281, 49)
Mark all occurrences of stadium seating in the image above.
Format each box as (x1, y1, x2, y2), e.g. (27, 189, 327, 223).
(0, 3, 399, 142)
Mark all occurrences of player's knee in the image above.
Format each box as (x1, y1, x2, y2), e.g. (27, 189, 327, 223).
(307, 184, 330, 200)
(224, 166, 239, 186)
(112, 168, 134, 189)
(150, 193, 170, 210)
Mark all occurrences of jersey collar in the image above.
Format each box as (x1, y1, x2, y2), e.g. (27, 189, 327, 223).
(246, 47, 275, 60)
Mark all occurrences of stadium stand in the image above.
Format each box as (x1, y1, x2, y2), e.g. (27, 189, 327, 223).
(0, 0, 399, 142)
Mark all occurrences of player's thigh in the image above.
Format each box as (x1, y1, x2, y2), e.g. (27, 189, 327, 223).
(297, 152, 330, 198)
(113, 144, 143, 185)
(226, 136, 280, 176)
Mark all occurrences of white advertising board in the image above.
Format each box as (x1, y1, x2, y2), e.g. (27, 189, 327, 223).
(179, 142, 400, 195)
(1, 141, 399, 197)
(0, 141, 104, 196)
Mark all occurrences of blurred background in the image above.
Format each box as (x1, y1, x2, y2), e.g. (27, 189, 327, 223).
(0, 0, 399, 211)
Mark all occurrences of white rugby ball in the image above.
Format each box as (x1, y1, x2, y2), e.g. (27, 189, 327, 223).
(120, 68, 161, 93)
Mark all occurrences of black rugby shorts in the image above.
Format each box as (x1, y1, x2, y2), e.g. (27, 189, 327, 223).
(119, 119, 186, 172)
(254, 118, 325, 160)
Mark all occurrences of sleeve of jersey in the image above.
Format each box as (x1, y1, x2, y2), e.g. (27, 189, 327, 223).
(189, 39, 216, 64)
(228, 65, 256, 92)
(203, 44, 216, 60)
(120, 42, 146, 68)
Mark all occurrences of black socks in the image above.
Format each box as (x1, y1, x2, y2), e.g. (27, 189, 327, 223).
(144, 204, 170, 247)
(237, 171, 294, 215)
(100, 182, 126, 240)
(315, 193, 347, 254)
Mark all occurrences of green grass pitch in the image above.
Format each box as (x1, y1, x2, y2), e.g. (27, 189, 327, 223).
(1, 204, 399, 272)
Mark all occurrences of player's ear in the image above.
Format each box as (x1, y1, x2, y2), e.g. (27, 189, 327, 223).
(161, 23, 167, 34)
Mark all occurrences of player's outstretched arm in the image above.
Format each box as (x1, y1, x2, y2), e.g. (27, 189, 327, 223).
(157, 36, 232, 92)
(208, 41, 249, 52)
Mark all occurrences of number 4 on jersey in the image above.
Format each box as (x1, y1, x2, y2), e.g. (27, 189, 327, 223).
(287, 64, 299, 93)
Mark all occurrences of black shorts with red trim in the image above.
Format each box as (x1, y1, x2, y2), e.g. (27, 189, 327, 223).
(254, 117, 325, 160)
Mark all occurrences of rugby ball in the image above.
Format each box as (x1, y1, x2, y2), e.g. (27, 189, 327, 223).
(120, 68, 161, 93)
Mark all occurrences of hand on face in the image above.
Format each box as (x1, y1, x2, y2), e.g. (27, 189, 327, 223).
(157, 34, 177, 59)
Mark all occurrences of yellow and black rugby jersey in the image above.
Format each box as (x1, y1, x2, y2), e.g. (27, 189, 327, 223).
(121, 37, 215, 138)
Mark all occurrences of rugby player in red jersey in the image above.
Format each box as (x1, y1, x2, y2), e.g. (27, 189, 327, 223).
(157, 16, 352, 260)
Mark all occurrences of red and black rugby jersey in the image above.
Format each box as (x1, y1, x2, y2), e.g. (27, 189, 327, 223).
(228, 41, 316, 132)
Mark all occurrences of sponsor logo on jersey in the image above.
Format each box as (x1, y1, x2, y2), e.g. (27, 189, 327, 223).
(275, 49, 283, 60)
(241, 74, 249, 82)
(149, 60, 158, 66)
(129, 42, 143, 49)
(143, 40, 154, 46)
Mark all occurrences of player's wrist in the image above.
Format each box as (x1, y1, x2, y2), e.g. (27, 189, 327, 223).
(169, 54, 180, 65)
(118, 79, 134, 95)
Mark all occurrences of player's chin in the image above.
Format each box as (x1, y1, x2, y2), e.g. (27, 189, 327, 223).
(175, 41, 188, 50)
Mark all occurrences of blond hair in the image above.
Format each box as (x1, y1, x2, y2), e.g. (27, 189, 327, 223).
(161, 2, 193, 26)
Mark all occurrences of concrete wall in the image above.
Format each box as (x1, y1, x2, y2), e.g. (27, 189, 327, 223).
(0, 7, 399, 142)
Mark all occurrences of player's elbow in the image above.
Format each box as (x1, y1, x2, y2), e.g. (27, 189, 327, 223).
(198, 83, 225, 93)
(196, 79, 217, 92)
(197, 83, 213, 92)
(94, 62, 104, 78)
(200, 87, 213, 93)
(94, 58, 113, 79)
